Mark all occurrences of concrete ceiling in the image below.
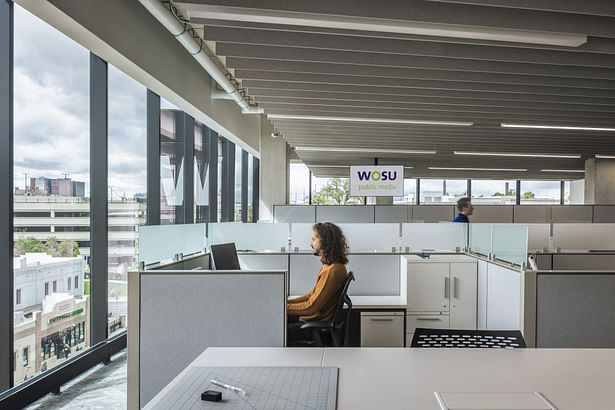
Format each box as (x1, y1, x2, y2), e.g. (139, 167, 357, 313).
(177, 0, 615, 179)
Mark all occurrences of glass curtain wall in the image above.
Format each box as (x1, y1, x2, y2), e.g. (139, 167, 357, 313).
(247, 154, 254, 222)
(13, 5, 90, 384)
(564, 180, 584, 204)
(471, 180, 516, 204)
(217, 139, 223, 222)
(159, 98, 182, 224)
(394, 178, 417, 204)
(234, 145, 242, 221)
(107, 64, 146, 337)
(194, 121, 210, 223)
(520, 180, 561, 204)
(289, 162, 310, 204)
(312, 176, 364, 205)
(420, 179, 466, 203)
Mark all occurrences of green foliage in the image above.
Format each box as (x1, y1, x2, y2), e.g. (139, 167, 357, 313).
(522, 191, 535, 199)
(13, 236, 79, 257)
(312, 178, 352, 205)
(14, 236, 46, 256)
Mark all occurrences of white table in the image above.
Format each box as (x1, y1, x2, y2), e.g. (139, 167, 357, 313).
(145, 347, 615, 410)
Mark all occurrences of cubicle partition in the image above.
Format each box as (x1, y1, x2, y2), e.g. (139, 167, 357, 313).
(274, 204, 615, 224)
(127, 255, 288, 408)
(138, 223, 207, 264)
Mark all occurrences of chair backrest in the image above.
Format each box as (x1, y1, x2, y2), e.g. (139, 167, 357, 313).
(411, 328, 526, 348)
(330, 271, 355, 346)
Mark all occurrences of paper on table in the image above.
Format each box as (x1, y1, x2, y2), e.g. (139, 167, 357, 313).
(434, 391, 558, 410)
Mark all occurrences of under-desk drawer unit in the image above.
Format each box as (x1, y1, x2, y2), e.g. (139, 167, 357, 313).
(360, 312, 405, 347)
(406, 314, 449, 333)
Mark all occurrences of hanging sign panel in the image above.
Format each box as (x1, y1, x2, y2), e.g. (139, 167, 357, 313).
(350, 165, 404, 197)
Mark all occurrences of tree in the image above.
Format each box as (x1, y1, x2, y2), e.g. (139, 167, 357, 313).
(522, 191, 535, 199)
(312, 178, 356, 205)
(14, 236, 46, 256)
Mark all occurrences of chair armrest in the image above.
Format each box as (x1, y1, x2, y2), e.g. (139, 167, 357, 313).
(300, 321, 332, 330)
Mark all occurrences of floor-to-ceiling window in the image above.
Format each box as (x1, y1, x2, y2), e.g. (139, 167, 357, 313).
(289, 162, 310, 204)
(420, 179, 466, 203)
(520, 180, 561, 204)
(247, 153, 254, 222)
(159, 98, 182, 224)
(234, 145, 242, 221)
(13, 5, 90, 384)
(194, 121, 210, 223)
(107, 64, 146, 337)
(471, 180, 517, 204)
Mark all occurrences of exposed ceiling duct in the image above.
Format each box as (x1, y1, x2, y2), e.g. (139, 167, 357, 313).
(138, 0, 263, 114)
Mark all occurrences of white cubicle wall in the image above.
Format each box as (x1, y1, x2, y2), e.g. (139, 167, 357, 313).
(316, 205, 375, 222)
(401, 223, 466, 251)
(128, 267, 287, 408)
(552, 224, 615, 251)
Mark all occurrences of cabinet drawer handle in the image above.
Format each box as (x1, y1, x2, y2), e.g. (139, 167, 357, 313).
(453, 276, 459, 299)
(369, 318, 394, 322)
(416, 317, 441, 321)
(444, 276, 450, 299)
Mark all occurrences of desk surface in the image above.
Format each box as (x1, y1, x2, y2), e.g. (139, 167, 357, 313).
(146, 347, 615, 410)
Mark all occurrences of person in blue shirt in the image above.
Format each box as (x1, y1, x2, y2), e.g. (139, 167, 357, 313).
(453, 197, 473, 222)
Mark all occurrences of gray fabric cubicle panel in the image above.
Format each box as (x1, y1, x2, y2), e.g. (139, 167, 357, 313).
(535, 254, 553, 270)
(593, 205, 615, 223)
(553, 254, 615, 270)
(274, 205, 316, 223)
(139, 272, 285, 406)
(412, 205, 455, 222)
(374, 205, 409, 223)
(536, 273, 615, 347)
(316, 205, 374, 223)
(289, 254, 400, 296)
(551, 205, 593, 222)
(513, 206, 551, 223)
(470, 205, 513, 223)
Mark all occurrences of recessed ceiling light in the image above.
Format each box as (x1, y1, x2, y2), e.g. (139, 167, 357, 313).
(541, 169, 585, 173)
(595, 154, 615, 159)
(295, 147, 437, 155)
(454, 151, 582, 159)
(501, 123, 615, 132)
(269, 114, 473, 127)
(429, 167, 527, 172)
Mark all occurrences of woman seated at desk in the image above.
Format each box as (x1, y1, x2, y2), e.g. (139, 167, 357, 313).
(287, 222, 349, 344)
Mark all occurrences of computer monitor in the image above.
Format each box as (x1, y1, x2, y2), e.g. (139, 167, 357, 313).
(210, 242, 241, 270)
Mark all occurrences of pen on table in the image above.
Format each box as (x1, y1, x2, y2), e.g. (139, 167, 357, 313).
(210, 379, 247, 396)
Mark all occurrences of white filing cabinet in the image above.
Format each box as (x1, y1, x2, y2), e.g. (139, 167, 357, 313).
(360, 312, 405, 347)
(403, 255, 477, 346)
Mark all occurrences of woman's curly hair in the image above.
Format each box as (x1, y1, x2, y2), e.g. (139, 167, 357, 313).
(313, 222, 349, 265)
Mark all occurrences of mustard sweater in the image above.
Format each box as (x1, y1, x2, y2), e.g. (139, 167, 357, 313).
(287, 263, 348, 322)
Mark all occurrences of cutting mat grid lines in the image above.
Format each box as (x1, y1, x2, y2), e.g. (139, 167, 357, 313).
(152, 367, 338, 410)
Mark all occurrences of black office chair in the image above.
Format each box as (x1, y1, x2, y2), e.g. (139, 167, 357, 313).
(410, 328, 526, 348)
(298, 271, 355, 347)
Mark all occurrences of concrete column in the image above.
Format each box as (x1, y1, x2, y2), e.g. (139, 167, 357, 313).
(259, 117, 288, 221)
(585, 158, 615, 204)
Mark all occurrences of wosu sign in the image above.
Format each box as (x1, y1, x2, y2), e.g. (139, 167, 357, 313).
(350, 165, 404, 197)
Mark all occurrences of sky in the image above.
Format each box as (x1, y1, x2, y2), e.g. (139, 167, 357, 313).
(13, 6, 147, 198)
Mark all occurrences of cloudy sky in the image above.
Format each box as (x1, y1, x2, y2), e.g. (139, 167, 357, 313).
(14, 6, 146, 198)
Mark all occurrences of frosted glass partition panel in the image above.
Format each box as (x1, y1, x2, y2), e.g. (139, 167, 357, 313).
(138, 224, 207, 264)
(553, 224, 615, 251)
(291, 223, 315, 251)
(338, 223, 400, 252)
(527, 224, 550, 251)
(374, 205, 409, 223)
(401, 223, 466, 251)
(209, 222, 290, 251)
(492, 224, 528, 266)
(469, 224, 492, 256)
